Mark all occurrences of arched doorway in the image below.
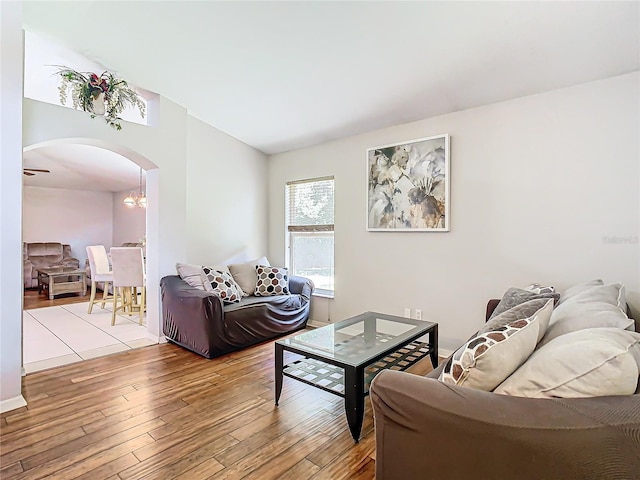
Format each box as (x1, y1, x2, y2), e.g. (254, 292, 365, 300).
(22, 138, 161, 371)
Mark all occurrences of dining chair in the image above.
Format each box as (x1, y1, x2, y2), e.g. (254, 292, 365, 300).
(86, 245, 113, 314)
(110, 247, 145, 326)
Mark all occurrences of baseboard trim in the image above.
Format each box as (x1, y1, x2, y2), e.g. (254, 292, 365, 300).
(145, 332, 167, 344)
(0, 395, 27, 413)
(308, 320, 330, 329)
(439, 348, 453, 359)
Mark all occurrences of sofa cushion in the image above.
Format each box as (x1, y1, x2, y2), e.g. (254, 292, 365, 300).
(489, 287, 559, 319)
(559, 279, 604, 304)
(176, 263, 207, 290)
(439, 299, 553, 391)
(30, 254, 64, 268)
(480, 298, 552, 343)
(495, 328, 640, 398)
(229, 256, 270, 296)
(202, 267, 243, 303)
(540, 283, 632, 346)
(254, 266, 290, 296)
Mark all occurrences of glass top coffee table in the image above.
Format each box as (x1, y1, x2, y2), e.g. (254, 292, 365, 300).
(275, 311, 438, 441)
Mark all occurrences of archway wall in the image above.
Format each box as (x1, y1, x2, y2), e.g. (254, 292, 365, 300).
(23, 96, 188, 340)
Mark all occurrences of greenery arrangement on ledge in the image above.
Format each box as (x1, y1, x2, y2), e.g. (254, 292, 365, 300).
(55, 66, 146, 130)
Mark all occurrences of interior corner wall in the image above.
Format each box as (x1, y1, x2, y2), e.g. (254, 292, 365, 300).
(267, 72, 640, 351)
(0, 0, 26, 412)
(23, 186, 113, 265)
(185, 116, 268, 265)
(112, 189, 146, 247)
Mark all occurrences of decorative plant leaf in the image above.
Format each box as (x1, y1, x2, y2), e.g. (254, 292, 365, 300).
(53, 65, 145, 130)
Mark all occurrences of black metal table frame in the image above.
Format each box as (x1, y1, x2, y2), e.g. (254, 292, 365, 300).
(275, 322, 438, 442)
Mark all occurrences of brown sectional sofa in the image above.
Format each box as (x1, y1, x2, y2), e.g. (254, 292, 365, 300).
(23, 242, 80, 288)
(370, 301, 640, 480)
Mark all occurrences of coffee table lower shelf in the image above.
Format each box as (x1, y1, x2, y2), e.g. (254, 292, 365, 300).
(282, 340, 432, 398)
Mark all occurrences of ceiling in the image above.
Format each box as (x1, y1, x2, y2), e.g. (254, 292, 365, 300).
(21, 1, 639, 158)
(23, 145, 144, 192)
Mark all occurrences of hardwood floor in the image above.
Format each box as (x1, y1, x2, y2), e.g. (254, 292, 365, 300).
(24, 287, 93, 310)
(0, 337, 435, 479)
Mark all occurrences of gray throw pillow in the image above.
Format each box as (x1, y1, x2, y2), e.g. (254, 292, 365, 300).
(490, 287, 560, 319)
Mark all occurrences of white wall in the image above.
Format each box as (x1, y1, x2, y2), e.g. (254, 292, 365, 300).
(113, 189, 146, 247)
(0, 1, 27, 413)
(268, 72, 640, 351)
(186, 116, 268, 265)
(23, 186, 113, 264)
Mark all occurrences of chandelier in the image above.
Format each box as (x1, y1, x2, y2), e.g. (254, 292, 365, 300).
(123, 167, 147, 208)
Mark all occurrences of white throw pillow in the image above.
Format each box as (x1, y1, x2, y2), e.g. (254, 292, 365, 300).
(439, 300, 553, 391)
(558, 279, 603, 304)
(228, 256, 270, 296)
(540, 283, 632, 346)
(176, 263, 206, 290)
(541, 303, 634, 347)
(495, 328, 640, 398)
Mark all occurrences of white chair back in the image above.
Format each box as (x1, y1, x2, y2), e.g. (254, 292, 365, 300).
(86, 245, 111, 281)
(110, 247, 145, 288)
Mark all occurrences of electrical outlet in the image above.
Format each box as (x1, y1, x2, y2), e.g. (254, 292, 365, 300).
(403, 308, 411, 318)
(414, 309, 422, 320)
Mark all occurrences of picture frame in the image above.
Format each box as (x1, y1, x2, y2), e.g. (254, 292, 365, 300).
(366, 134, 449, 232)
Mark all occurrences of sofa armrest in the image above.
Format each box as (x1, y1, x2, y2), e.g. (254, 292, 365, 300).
(24, 259, 33, 285)
(288, 275, 314, 300)
(370, 369, 640, 480)
(160, 275, 225, 359)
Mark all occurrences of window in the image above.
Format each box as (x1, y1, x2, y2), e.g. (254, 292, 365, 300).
(286, 177, 335, 296)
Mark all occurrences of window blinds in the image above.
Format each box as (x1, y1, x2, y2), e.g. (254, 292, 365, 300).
(286, 177, 334, 232)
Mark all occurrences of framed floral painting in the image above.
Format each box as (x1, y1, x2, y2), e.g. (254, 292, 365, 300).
(366, 134, 449, 231)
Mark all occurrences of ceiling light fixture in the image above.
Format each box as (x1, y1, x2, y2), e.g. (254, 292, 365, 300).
(123, 167, 146, 208)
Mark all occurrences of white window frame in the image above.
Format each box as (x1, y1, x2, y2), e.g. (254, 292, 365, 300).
(285, 176, 335, 297)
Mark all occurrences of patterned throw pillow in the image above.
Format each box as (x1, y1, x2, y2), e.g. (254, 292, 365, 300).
(439, 300, 553, 391)
(254, 266, 290, 296)
(489, 287, 559, 319)
(524, 283, 555, 295)
(202, 267, 242, 303)
(480, 298, 553, 343)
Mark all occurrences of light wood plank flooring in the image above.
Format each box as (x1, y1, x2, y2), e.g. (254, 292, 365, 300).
(0, 337, 435, 479)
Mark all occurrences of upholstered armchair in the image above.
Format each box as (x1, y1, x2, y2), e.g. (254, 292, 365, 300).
(23, 242, 80, 288)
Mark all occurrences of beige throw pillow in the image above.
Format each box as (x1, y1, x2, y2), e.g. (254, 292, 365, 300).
(439, 300, 553, 391)
(559, 279, 604, 304)
(540, 283, 631, 346)
(176, 263, 206, 290)
(495, 328, 640, 398)
(228, 256, 270, 296)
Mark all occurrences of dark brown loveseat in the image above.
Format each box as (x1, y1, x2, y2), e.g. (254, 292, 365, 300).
(160, 274, 314, 359)
(370, 302, 640, 480)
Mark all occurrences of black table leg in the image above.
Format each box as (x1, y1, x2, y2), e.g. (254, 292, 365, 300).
(429, 324, 439, 368)
(275, 343, 284, 406)
(344, 366, 365, 442)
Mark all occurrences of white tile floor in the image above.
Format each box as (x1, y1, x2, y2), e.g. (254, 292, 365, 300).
(23, 301, 155, 373)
